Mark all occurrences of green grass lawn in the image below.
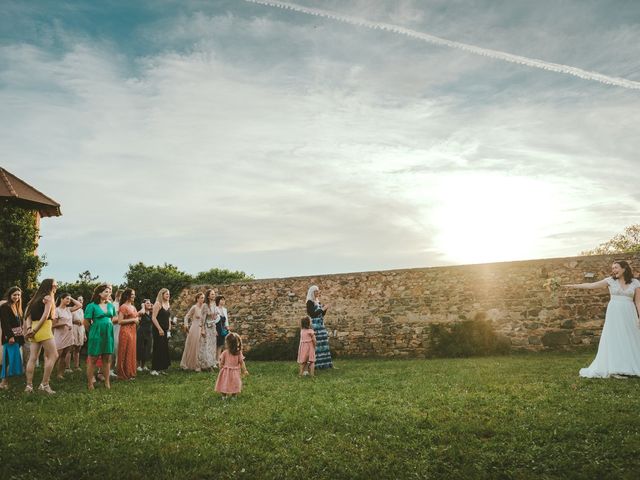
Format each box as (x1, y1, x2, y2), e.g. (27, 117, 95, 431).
(1, 352, 639, 479)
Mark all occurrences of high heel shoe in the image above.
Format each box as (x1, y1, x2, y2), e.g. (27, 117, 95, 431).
(38, 383, 56, 395)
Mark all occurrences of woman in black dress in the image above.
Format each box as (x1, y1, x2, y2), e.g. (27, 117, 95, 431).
(137, 299, 153, 371)
(151, 288, 171, 375)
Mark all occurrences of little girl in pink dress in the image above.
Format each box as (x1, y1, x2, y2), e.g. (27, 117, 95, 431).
(214, 332, 248, 400)
(297, 316, 316, 377)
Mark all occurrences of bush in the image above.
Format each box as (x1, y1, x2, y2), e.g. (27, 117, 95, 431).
(245, 332, 300, 361)
(193, 268, 253, 285)
(428, 313, 510, 358)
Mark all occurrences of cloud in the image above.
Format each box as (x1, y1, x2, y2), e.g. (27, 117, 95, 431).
(1, 1, 639, 282)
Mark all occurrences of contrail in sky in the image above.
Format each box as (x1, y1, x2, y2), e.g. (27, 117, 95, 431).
(245, 0, 640, 91)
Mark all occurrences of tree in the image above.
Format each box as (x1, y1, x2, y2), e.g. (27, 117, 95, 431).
(123, 263, 253, 306)
(192, 267, 253, 285)
(0, 204, 46, 297)
(57, 271, 107, 303)
(124, 262, 192, 304)
(581, 224, 640, 255)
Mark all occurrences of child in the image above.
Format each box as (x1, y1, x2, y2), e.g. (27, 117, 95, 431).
(297, 316, 316, 377)
(214, 332, 248, 400)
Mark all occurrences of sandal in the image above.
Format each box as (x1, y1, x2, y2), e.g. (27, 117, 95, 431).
(38, 383, 56, 395)
(24, 384, 34, 394)
(0, 383, 9, 390)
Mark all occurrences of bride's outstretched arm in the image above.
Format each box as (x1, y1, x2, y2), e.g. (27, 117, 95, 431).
(562, 278, 609, 290)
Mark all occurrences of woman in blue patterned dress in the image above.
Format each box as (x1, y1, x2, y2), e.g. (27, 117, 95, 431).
(306, 285, 333, 369)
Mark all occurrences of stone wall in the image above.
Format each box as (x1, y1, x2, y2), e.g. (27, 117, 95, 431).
(173, 254, 640, 357)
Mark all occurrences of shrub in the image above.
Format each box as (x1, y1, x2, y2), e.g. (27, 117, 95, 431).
(428, 313, 510, 358)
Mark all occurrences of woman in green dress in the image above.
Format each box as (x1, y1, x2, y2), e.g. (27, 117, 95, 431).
(84, 284, 116, 390)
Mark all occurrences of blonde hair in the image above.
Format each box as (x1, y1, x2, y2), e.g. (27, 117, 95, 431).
(155, 288, 170, 305)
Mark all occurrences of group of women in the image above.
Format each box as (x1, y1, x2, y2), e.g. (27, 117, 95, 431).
(0, 281, 186, 393)
(179, 289, 230, 372)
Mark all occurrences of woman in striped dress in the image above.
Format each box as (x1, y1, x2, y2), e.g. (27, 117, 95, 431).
(306, 285, 333, 370)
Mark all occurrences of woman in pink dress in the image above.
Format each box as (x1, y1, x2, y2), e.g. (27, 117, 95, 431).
(181, 293, 206, 371)
(297, 316, 316, 377)
(53, 293, 82, 380)
(214, 332, 248, 400)
(117, 288, 140, 380)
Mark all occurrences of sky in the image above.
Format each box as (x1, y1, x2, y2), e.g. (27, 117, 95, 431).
(2, 0, 640, 283)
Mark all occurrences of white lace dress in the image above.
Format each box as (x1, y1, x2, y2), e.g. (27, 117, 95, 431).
(579, 278, 640, 378)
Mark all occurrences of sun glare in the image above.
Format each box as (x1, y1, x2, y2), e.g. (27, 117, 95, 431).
(431, 173, 558, 264)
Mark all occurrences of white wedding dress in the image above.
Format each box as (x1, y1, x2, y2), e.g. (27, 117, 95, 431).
(580, 277, 640, 378)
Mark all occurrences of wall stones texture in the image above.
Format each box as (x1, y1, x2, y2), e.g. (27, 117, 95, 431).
(174, 254, 640, 358)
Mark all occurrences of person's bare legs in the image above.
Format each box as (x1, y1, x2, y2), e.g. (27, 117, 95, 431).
(309, 362, 315, 377)
(40, 339, 59, 388)
(72, 346, 81, 369)
(86, 356, 96, 390)
(298, 363, 305, 377)
(25, 342, 42, 390)
(56, 347, 71, 379)
(102, 354, 111, 389)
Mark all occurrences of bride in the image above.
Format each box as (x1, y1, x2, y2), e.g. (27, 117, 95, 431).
(564, 260, 640, 378)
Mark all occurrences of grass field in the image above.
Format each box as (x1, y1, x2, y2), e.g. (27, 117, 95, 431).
(1, 352, 639, 479)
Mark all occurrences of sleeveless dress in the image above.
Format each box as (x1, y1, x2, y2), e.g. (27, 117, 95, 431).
(180, 304, 204, 371)
(579, 278, 640, 378)
(30, 302, 54, 343)
(54, 307, 75, 350)
(297, 328, 316, 364)
(152, 306, 171, 371)
(214, 350, 244, 394)
(307, 300, 333, 369)
(84, 303, 116, 356)
(137, 312, 153, 364)
(117, 304, 138, 379)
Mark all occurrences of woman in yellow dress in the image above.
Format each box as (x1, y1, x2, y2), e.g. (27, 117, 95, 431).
(24, 278, 60, 394)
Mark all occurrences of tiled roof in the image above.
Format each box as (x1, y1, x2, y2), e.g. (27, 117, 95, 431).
(0, 167, 62, 217)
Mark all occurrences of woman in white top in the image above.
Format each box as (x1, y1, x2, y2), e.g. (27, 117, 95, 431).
(564, 260, 640, 378)
(71, 296, 86, 371)
(53, 293, 82, 380)
(214, 295, 231, 361)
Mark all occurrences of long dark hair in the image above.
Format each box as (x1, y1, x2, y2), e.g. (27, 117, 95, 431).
(120, 288, 135, 305)
(25, 278, 55, 320)
(613, 260, 634, 284)
(56, 292, 71, 307)
(225, 332, 242, 356)
(91, 284, 111, 304)
(204, 289, 216, 305)
(3, 286, 23, 317)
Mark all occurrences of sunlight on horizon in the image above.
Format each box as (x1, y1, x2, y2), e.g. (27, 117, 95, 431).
(431, 173, 560, 265)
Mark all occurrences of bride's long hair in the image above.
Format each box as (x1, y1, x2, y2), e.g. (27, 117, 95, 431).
(613, 260, 634, 284)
